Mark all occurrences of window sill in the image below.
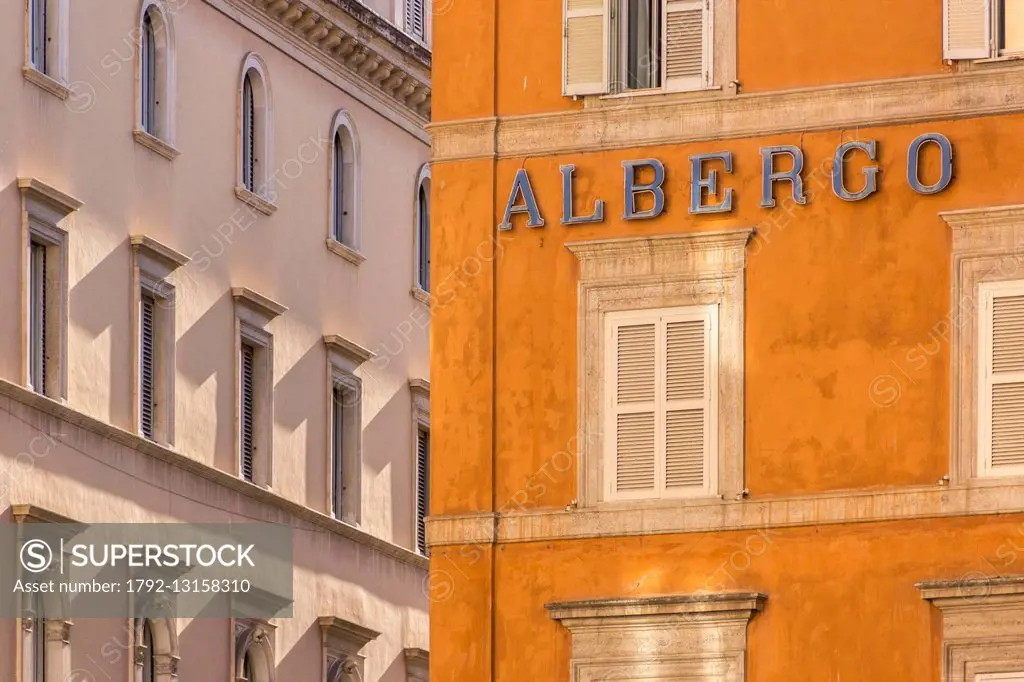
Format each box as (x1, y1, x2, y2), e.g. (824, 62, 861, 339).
(22, 66, 70, 100)
(411, 287, 430, 305)
(326, 238, 366, 265)
(133, 129, 180, 160)
(585, 84, 728, 109)
(234, 186, 277, 216)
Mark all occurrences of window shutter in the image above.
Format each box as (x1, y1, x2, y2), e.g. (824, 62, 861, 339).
(663, 0, 710, 92)
(416, 428, 430, 555)
(664, 317, 711, 491)
(981, 285, 1024, 475)
(405, 0, 425, 41)
(242, 76, 255, 192)
(140, 295, 156, 440)
(29, 242, 48, 396)
(944, 0, 991, 59)
(563, 0, 610, 96)
(610, 322, 658, 496)
(240, 343, 255, 482)
(332, 386, 343, 517)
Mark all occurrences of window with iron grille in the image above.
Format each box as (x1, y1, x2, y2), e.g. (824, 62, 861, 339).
(240, 342, 256, 482)
(415, 426, 430, 555)
(140, 294, 157, 440)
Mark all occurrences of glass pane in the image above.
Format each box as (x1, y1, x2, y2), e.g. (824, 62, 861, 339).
(625, 0, 661, 89)
(1004, 0, 1024, 51)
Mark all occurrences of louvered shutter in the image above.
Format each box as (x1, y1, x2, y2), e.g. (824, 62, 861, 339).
(980, 284, 1024, 475)
(140, 295, 156, 440)
(29, 242, 47, 396)
(663, 0, 710, 92)
(332, 386, 344, 517)
(609, 321, 658, 498)
(944, 0, 991, 59)
(563, 0, 610, 96)
(240, 344, 255, 482)
(416, 428, 430, 555)
(242, 75, 255, 192)
(664, 315, 713, 493)
(405, 0, 425, 41)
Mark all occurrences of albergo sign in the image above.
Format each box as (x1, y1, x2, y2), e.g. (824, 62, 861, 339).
(497, 133, 954, 230)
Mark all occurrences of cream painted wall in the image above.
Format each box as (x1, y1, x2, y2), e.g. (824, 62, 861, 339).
(0, 0, 430, 549)
(0, 0, 430, 678)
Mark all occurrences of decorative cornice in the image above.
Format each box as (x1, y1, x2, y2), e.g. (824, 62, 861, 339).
(426, 478, 1024, 547)
(323, 334, 375, 365)
(17, 177, 83, 216)
(429, 64, 1024, 162)
(11, 503, 80, 525)
(216, 0, 429, 121)
(130, 235, 191, 271)
(0, 378, 428, 570)
(408, 378, 430, 396)
(940, 203, 1024, 231)
(567, 228, 756, 284)
(404, 647, 429, 680)
(918, 575, 1024, 604)
(546, 592, 766, 624)
(318, 616, 381, 653)
(232, 287, 288, 322)
(941, 203, 1024, 255)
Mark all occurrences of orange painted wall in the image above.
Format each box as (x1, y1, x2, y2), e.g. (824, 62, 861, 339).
(430, 0, 951, 119)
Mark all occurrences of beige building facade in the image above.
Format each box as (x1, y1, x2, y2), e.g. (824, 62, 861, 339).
(0, 0, 432, 680)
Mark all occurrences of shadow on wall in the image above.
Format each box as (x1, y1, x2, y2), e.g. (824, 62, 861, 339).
(69, 238, 132, 431)
(277, 619, 321, 681)
(363, 385, 412, 548)
(274, 340, 324, 510)
(176, 289, 235, 474)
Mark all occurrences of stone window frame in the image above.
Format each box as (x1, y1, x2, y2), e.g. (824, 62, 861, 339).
(410, 379, 430, 555)
(235, 52, 277, 217)
(130, 235, 189, 446)
(233, 618, 276, 682)
(404, 648, 428, 682)
(131, 613, 179, 682)
(318, 616, 380, 682)
(940, 204, 1024, 485)
(918, 576, 1024, 682)
(22, 0, 71, 99)
(326, 110, 364, 265)
(546, 592, 765, 682)
(411, 163, 431, 303)
(13, 505, 78, 682)
(133, 0, 181, 160)
(233, 287, 287, 489)
(323, 334, 374, 526)
(19, 178, 82, 402)
(566, 227, 754, 508)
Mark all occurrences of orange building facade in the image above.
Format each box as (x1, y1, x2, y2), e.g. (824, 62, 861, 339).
(427, 0, 1024, 680)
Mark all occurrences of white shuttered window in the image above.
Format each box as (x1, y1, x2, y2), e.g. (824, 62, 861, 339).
(604, 306, 718, 501)
(663, 0, 710, 92)
(979, 281, 1024, 477)
(563, 0, 611, 95)
(941, 0, 1024, 58)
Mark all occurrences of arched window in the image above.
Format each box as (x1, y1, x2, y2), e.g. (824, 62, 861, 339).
(132, 616, 179, 682)
(235, 622, 275, 682)
(414, 163, 431, 293)
(239, 54, 273, 200)
(137, 1, 175, 145)
(29, 592, 45, 682)
(329, 111, 359, 251)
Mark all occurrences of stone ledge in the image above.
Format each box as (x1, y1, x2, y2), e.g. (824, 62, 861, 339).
(429, 63, 1024, 162)
(426, 479, 1024, 547)
(0, 378, 427, 571)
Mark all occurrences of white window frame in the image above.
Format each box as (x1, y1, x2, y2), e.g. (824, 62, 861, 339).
(236, 53, 276, 215)
(18, 178, 80, 402)
(413, 163, 431, 301)
(134, 0, 179, 159)
(23, 0, 70, 99)
(130, 235, 188, 445)
(602, 305, 718, 502)
(324, 335, 374, 525)
(410, 379, 430, 555)
(233, 288, 286, 488)
(326, 110, 362, 264)
(397, 0, 432, 45)
(567, 228, 752, 507)
(977, 279, 1024, 478)
(941, 204, 1024, 484)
